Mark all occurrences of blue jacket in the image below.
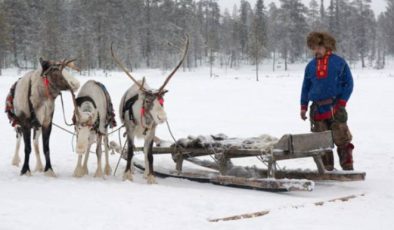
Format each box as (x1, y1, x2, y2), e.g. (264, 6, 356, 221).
(300, 54, 353, 114)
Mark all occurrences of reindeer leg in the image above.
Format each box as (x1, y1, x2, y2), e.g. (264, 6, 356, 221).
(33, 128, 44, 172)
(73, 154, 84, 177)
(12, 128, 22, 167)
(42, 123, 56, 177)
(81, 143, 91, 176)
(21, 127, 32, 176)
(94, 134, 104, 178)
(123, 135, 134, 181)
(144, 130, 156, 184)
(103, 135, 112, 176)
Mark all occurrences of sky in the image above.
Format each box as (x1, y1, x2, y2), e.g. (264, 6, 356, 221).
(217, 0, 388, 16)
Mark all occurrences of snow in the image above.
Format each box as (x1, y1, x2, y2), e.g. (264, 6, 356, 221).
(173, 133, 278, 151)
(1, 63, 394, 229)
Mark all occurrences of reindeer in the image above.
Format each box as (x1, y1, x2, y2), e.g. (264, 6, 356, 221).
(71, 80, 117, 178)
(7, 58, 80, 176)
(111, 35, 189, 184)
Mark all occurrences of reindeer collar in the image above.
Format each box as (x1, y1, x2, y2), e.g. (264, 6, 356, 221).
(76, 96, 97, 108)
(41, 75, 52, 98)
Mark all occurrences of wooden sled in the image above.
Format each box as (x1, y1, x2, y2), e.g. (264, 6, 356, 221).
(130, 131, 365, 192)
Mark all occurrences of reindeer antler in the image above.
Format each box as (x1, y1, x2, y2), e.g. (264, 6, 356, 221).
(158, 34, 189, 94)
(59, 58, 80, 72)
(110, 43, 146, 90)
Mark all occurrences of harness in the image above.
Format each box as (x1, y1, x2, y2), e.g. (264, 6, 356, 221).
(73, 95, 100, 131)
(5, 80, 20, 127)
(123, 94, 139, 123)
(93, 81, 117, 128)
(76, 96, 97, 108)
(122, 93, 165, 135)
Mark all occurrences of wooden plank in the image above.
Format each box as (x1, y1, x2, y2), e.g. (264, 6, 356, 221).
(135, 146, 270, 158)
(272, 149, 324, 160)
(211, 176, 314, 192)
(132, 161, 314, 192)
(186, 158, 366, 181)
(273, 131, 334, 153)
(272, 170, 366, 181)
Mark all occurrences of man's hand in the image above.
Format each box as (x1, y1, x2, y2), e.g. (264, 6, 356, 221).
(300, 110, 307, 120)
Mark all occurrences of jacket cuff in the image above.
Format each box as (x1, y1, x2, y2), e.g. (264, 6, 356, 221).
(301, 105, 308, 111)
(337, 99, 347, 107)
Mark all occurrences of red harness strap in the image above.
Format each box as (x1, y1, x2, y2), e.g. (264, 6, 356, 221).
(42, 76, 51, 98)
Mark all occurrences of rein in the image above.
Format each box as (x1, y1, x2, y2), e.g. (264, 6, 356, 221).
(60, 92, 75, 127)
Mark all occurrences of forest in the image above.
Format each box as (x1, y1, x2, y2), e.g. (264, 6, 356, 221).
(0, 0, 393, 74)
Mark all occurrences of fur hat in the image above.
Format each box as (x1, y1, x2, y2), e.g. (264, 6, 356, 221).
(307, 32, 337, 51)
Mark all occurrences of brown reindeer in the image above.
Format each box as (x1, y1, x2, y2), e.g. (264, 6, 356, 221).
(6, 58, 80, 176)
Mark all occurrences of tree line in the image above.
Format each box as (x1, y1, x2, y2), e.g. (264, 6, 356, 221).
(0, 0, 393, 76)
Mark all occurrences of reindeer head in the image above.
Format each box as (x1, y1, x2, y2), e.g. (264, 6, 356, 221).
(39, 58, 80, 93)
(111, 35, 189, 126)
(140, 87, 168, 125)
(72, 98, 98, 154)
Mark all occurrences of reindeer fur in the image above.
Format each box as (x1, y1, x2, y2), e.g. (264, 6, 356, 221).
(11, 62, 80, 176)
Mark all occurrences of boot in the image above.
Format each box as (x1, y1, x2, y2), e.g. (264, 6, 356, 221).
(321, 150, 334, 171)
(337, 143, 354, 170)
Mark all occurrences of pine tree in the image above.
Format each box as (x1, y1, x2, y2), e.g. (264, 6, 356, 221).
(239, 0, 251, 59)
(0, 3, 8, 75)
(249, 0, 267, 81)
(308, 0, 320, 30)
(384, 0, 394, 54)
(352, 0, 372, 68)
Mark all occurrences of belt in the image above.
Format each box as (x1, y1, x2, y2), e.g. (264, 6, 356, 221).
(314, 98, 334, 106)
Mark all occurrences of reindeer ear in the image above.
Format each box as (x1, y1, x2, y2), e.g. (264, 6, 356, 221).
(39, 57, 51, 73)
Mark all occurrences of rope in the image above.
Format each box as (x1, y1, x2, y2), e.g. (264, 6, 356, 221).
(165, 120, 195, 160)
(59, 93, 74, 127)
(113, 141, 127, 176)
(107, 125, 124, 136)
(53, 122, 74, 135)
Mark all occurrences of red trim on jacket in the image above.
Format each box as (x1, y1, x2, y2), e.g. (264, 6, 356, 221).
(316, 51, 332, 79)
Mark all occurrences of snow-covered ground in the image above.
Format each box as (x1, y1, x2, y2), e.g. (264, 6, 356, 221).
(1, 62, 393, 230)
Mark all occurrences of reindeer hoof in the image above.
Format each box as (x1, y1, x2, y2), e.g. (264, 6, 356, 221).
(122, 170, 133, 181)
(94, 169, 104, 178)
(147, 175, 157, 184)
(20, 170, 32, 176)
(20, 165, 31, 176)
(35, 163, 44, 172)
(104, 165, 112, 176)
(143, 170, 149, 179)
(73, 167, 84, 178)
(82, 167, 89, 176)
(44, 169, 57, 178)
(12, 157, 21, 167)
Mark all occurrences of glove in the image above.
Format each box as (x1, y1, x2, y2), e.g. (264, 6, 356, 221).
(300, 109, 307, 120)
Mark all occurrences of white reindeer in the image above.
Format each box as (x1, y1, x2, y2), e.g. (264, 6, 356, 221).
(71, 80, 116, 178)
(7, 58, 80, 176)
(111, 35, 189, 184)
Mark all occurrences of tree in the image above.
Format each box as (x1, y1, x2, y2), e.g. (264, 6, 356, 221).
(249, 0, 267, 81)
(308, 0, 321, 30)
(351, 0, 373, 68)
(0, 3, 8, 75)
(239, 0, 252, 59)
(383, 0, 394, 54)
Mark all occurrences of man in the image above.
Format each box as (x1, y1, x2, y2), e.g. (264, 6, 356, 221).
(300, 31, 354, 171)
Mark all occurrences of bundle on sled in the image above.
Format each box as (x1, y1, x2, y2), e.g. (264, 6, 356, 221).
(116, 131, 365, 192)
